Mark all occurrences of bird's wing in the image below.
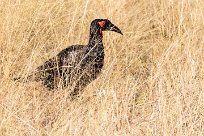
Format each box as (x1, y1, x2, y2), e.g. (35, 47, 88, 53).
(34, 45, 86, 80)
(14, 45, 87, 82)
(56, 45, 87, 68)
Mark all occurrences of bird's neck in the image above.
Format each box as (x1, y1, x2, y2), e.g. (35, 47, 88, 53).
(82, 29, 104, 70)
(87, 28, 103, 49)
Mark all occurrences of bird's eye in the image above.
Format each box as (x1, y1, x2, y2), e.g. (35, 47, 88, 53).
(98, 21, 106, 28)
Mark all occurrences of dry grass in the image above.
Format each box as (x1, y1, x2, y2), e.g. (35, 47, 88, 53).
(0, 0, 204, 135)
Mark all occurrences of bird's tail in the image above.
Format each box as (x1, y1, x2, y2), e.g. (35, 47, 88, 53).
(13, 72, 40, 83)
(13, 76, 23, 82)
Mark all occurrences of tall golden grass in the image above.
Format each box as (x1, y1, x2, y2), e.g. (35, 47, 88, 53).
(0, 0, 204, 135)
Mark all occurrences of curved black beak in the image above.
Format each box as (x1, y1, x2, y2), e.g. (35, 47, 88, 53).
(110, 25, 123, 35)
(106, 24, 123, 35)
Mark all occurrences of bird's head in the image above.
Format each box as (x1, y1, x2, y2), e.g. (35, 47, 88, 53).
(90, 19, 123, 36)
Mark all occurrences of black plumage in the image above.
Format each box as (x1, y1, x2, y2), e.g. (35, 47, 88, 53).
(15, 19, 122, 97)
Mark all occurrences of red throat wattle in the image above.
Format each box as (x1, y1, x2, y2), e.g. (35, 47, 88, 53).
(98, 21, 106, 36)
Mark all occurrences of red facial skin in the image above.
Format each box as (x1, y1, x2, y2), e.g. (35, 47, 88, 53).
(98, 21, 106, 36)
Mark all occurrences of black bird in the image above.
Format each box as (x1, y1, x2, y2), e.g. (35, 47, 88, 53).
(15, 19, 122, 97)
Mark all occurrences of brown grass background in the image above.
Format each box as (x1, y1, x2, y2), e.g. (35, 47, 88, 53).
(0, 0, 204, 135)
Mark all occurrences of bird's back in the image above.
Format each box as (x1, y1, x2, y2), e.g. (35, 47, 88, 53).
(28, 45, 87, 89)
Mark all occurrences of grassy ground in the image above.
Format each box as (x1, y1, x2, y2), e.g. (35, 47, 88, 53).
(0, 0, 204, 135)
